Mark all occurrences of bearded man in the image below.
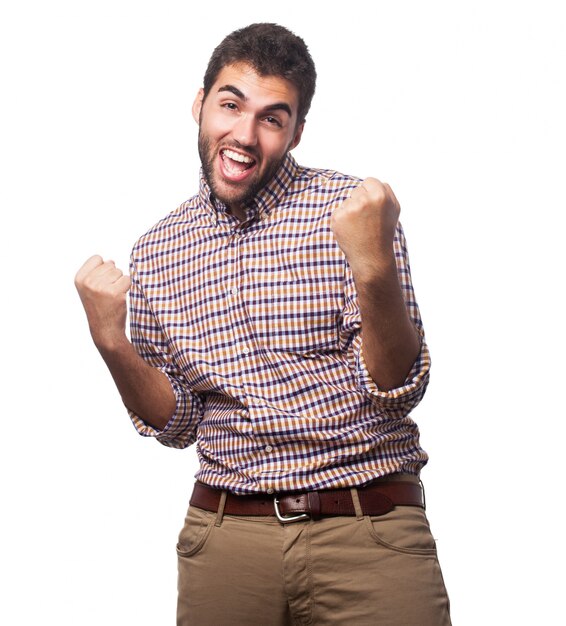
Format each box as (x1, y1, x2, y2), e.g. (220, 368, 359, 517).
(75, 22, 451, 626)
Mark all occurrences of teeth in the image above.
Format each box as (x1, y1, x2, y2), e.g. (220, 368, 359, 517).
(223, 149, 254, 164)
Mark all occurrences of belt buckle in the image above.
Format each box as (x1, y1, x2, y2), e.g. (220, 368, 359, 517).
(273, 497, 310, 523)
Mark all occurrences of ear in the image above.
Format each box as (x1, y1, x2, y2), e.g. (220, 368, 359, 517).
(192, 88, 205, 125)
(289, 121, 305, 152)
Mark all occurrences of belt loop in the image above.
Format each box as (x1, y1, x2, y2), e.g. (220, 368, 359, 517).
(419, 480, 427, 510)
(215, 491, 227, 527)
(350, 488, 364, 520)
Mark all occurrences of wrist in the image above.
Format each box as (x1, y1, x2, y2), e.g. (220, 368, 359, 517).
(91, 328, 131, 355)
(348, 252, 397, 287)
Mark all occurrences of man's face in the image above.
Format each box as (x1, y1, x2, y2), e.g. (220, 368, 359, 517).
(192, 63, 304, 213)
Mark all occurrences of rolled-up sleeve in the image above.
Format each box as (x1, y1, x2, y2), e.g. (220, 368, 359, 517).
(128, 256, 203, 449)
(340, 222, 431, 418)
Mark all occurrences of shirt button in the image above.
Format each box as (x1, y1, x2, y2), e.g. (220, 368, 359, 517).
(265, 445, 273, 453)
(266, 488, 275, 495)
(230, 286, 239, 295)
(242, 346, 250, 355)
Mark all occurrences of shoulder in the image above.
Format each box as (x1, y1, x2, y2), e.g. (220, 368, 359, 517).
(284, 162, 362, 216)
(131, 195, 200, 262)
(294, 162, 361, 190)
(292, 163, 361, 201)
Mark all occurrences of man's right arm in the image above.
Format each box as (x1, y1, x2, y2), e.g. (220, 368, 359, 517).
(74, 255, 176, 431)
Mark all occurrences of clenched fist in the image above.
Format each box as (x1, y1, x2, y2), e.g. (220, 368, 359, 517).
(330, 177, 400, 278)
(74, 255, 131, 350)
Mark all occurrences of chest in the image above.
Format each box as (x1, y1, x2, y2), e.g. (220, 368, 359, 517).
(145, 214, 347, 359)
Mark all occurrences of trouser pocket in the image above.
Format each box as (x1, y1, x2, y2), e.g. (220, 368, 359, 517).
(176, 505, 216, 558)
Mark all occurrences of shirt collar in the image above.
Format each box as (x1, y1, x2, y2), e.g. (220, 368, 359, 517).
(198, 153, 299, 225)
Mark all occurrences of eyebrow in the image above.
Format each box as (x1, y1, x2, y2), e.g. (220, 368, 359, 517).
(217, 84, 293, 118)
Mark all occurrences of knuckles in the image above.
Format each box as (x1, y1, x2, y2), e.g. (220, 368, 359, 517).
(359, 178, 390, 206)
(340, 189, 397, 219)
(346, 178, 393, 211)
(331, 178, 400, 246)
(74, 256, 128, 298)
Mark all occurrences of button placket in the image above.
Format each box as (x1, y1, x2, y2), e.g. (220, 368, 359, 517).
(224, 233, 246, 388)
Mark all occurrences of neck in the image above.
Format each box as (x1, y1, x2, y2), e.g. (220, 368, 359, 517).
(227, 204, 248, 222)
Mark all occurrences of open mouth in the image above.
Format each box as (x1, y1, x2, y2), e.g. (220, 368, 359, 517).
(219, 148, 257, 181)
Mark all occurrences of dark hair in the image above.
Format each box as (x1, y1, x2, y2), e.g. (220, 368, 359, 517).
(203, 23, 317, 124)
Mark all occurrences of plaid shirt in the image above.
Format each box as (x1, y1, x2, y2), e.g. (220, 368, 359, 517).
(128, 154, 430, 495)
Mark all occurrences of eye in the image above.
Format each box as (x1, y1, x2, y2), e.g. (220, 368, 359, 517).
(264, 116, 282, 127)
(222, 102, 238, 111)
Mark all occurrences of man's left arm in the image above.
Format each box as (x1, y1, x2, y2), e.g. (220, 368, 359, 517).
(331, 178, 421, 391)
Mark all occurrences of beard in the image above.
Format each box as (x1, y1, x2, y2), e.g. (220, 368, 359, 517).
(198, 130, 286, 209)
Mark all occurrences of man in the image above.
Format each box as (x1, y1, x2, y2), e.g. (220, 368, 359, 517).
(75, 23, 451, 625)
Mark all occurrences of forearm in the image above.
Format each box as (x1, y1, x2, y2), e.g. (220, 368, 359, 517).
(353, 255, 421, 391)
(96, 335, 177, 431)
(331, 178, 422, 391)
(75, 255, 177, 431)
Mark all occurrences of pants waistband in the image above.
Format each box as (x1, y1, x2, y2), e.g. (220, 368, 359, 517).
(190, 476, 424, 523)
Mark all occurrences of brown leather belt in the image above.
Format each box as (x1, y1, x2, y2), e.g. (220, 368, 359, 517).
(190, 479, 424, 523)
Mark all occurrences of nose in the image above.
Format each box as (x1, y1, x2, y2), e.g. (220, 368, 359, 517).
(233, 113, 258, 147)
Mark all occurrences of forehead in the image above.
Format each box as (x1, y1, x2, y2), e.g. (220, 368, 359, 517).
(210, 62, 299, 113)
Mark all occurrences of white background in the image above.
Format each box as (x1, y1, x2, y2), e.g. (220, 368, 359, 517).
(1, 1, 564, 624)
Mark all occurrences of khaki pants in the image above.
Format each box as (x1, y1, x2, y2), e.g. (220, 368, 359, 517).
(177, 475, 451, 625)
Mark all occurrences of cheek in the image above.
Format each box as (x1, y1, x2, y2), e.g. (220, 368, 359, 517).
(262, 136, 293, 162)
(200, 111, 233, 141)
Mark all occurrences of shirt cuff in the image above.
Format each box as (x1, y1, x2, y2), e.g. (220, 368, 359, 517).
(355, 336, 431, 410)
(127, 369, 198, 449)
